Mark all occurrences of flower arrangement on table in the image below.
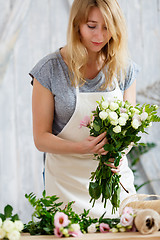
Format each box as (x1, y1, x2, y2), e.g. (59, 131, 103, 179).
(0, 205, 24, 240)
(1, 192, 160, 238)
(80, 97, 160, 213)
(22, 191, 137, 238)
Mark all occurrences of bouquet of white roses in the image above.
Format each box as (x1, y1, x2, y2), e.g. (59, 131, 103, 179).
(0, 205, 24, 240)
(81, 97, 160, 213)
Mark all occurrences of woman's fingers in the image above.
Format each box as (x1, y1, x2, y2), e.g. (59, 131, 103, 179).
(88, 132, 108, 154)
(104, 162, 115, 168)
(88, 132, 106, 142)
(104, 156, 123, 172)
(108, 158, 114, 163)
(111, 168, 120, 173)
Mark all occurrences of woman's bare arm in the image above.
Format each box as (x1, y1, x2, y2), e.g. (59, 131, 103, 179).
(32, 78, 108, 155)
(123, 79, 136, 106)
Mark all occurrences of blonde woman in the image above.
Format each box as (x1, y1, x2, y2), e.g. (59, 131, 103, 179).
(30, 0, 139, 218)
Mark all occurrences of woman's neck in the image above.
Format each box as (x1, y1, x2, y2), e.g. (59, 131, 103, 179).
(60, 46, 104, 80)
(84, 51, 104, 79)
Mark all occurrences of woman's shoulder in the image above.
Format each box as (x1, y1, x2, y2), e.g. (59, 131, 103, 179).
(30, 49, 63, 75)
(119, 59, 140, 91)
(29, 49, 66, 91)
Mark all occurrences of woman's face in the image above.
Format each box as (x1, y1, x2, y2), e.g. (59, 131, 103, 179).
(79, 7, 112, 54)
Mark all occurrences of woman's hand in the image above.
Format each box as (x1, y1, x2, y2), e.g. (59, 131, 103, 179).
(105, 142, 134, 173)
(78, 132, 108, 155)
(104, 156, 124, 173)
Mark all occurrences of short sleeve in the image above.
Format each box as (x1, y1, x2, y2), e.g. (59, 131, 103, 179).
(29, 56, 52, 92)
(120, 60, 140, 91)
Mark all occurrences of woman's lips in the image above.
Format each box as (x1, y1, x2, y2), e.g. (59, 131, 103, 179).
(92, 41, 103, 46)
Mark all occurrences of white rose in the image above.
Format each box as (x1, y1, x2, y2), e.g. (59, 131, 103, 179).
(14, 221, 24, 232)
(0, 228, 6, 239)
(7, 230, 20, 240)
(99, 111, 108, 120)
(113, 125, 121, 133)
(132, 113, 141, 121)
(109, 102, 119, 111)
(118, 117, 127, 126)
(106, 109, 111, 114)
(110, 119, 118, 126)
(69, 223, 80, 232)
(140, 112, 148, 121)
(131, 119, 141, 129)
(109, 112, 118, 121)
(102, 101, 109, 109)
(0, 218, 2, 227)
(120, 113, 129, 120)
(2, 220, 15, 233)
(131, 107, 140, 114)
(87, 223, 97, 233)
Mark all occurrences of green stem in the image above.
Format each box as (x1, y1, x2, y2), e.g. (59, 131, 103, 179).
(119, 182, 129, 193)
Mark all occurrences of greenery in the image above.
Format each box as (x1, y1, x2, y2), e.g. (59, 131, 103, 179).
(23, 143, 158, 236)
(86, 97, 160, 214)
(23, 191, 120, 235)
(0, 205, 20, 222)
(128, 142, 158, 191)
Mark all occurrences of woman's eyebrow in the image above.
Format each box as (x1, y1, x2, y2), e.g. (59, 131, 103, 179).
(87, 20, 98, 23)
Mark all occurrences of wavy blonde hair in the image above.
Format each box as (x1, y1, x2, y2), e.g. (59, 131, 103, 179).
(66, 0, 129, 88)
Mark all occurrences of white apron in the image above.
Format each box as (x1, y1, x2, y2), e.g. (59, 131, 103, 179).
(45, 82, 136, 218)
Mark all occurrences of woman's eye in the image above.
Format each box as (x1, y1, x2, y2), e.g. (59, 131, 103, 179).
(87, 25, 96, 29)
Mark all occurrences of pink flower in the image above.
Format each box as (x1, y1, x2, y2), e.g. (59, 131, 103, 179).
(69, 230, 83, 237)
(79, 116, 91, 128)
(54, 227, 63, 238)
(99, 223, 110, 233)
(120, 107, 127, 113)
(120, 213, 134, 227)
(68, 223, 83, 237)
(132, 114, 141, 121)
(122, 207, 134, 215)
(54, 212, 69, 228)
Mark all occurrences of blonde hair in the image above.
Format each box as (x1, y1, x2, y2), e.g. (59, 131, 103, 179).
(66, 0, 129, 88)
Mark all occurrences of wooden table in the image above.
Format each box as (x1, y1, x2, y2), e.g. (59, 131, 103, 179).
(21, 232, 160, 240)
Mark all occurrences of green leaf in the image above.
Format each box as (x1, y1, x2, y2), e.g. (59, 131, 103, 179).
(93, 121, 101, 132)
(136, 179, 160, 191)
(150, 115, 160, 122)
(4, 205, 13, 218)
(103, 144, 114, 152)
(114, 152, 122, 167)
(102, 182, 111, 199)
(89, 182, 102, 200)
(11, 214, 19, 221)
(42, 190, 46, 198)
(0, 213, 5, 221)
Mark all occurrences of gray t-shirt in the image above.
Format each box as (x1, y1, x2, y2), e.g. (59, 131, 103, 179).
(29, 49, 139, 135)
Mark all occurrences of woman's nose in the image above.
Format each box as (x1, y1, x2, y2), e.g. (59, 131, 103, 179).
(94, 28, 104, 41)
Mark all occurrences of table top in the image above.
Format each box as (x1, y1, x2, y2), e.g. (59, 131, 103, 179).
(21, 232, 160, 240)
